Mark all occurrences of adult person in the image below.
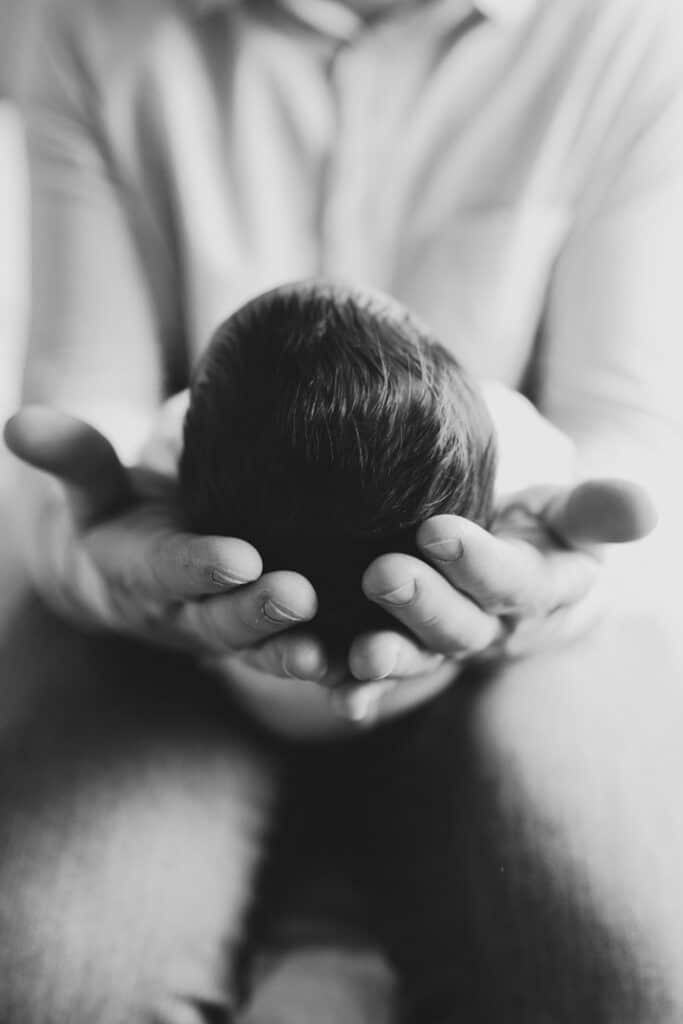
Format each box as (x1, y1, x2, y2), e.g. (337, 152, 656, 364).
(1, 0, 682, 1021)
(0, 0, 29, 434)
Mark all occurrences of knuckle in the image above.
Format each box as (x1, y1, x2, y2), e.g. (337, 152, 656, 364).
(431, 631, 470, 657)
(486, 599, 519, 617)
(261, 638, 287, 675)
(418, 609, 448, 632)
(413, 603, 469, 653)
(186, 535, 215, 573)
(237, 590, 265, 630)
(224, 597, 265, 648)
(446, 618, 500, 659)
(476, 584, 517, 613)
(173, 600, 202, 640)
(150, 527, 176, 566)
(470, 626, 500, 656)
(479, 569, 542, 614)
(146, 531, 180, 592)
(491, 593, 541, 618)
(161, 528, 199, 573)
(167, 532, 197, 574)
(188, 601, 233, 653)
(140, 601, 191, 649)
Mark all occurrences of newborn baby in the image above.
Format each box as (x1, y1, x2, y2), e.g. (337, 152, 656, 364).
(179, 281, 497, 654)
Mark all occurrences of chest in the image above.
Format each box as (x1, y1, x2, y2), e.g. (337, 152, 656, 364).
(122, 10, 582, 384)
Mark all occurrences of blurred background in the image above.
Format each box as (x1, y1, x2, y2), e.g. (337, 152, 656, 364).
(0, 0, 30, 433)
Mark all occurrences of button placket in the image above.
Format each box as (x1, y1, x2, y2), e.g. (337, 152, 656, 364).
(316, 13, 454, 290)
(317, 36, 384, 284)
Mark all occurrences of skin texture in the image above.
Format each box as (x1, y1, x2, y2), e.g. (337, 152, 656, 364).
(2, 435, 682, 1024)
(4, 408, 319, 666)
(3, 1, 679, 1016)
(3, 404, 656, 736)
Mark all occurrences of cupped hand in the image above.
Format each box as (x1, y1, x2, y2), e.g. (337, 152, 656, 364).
(3, 406, 318, 661)
(316, 479, 658, 720)
(366, 478, 656, 670)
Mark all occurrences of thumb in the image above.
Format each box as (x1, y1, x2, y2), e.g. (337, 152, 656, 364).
(543, 478, 658, 546)
(4, 405, 131, 524)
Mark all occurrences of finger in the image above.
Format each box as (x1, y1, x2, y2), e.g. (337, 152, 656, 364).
(417, 515, 598, 616)
(544, 479, 658, 546)
(348, 630, 445, 682)
(86, 507, 264, 600)
(242, 630, 329, 682)
(4, 406, 131, 523)
(330, 657, 459, 723)
(328, 680, 399, 723)
(146, 529, 263, 599)
(173, 570, 318, 653)
(503, 577, 609, 658)
(362, 553, 502, 656)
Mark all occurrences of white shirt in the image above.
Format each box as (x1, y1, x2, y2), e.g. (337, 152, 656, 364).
(22, 0, 683, 512)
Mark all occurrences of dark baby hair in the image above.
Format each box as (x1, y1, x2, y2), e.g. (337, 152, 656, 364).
(180, 281, 497, 652)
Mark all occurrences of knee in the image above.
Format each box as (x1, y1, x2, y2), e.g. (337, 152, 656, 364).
(0, 685, 279, 1023)
(461, 613, 683, 1020)
(472, 612, 683, 864)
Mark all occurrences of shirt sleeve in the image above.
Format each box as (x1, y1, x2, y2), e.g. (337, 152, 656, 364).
(0, 103, 28, 421)
(539, 2, 683, 524)
(21, 0, 172, 462)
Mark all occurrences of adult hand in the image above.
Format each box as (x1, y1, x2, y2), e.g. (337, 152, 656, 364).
(222, 477, 657, 728)
(3, 406, 318, 660)
(321, 479, 657, 718)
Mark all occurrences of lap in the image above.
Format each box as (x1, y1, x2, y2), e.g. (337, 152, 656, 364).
(0, 518, 395, 1024)
(350, 610, 683, 1023)
(0, 567, 281, 1022)
(3, 494, 682, 1023)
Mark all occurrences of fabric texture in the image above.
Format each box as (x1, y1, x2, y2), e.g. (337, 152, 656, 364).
(6, 1, 683, 1019)
(20, 0, 683, 516)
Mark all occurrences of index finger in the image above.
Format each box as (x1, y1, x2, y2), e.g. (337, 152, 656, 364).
(417, 515, 599, 617)
(88, 511, 264, 600)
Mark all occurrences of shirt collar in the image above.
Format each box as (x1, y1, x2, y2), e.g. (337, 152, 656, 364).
(191, 0, 540, 29)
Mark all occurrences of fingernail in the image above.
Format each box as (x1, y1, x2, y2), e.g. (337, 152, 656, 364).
(359, 643, 399, 681)
(282, 652, 328, 682)
(211, 568, 252, 587)
(371, 579, 416, 606)
(367, 659, 397, 681)
(421, 536, 464, 561)
(262, 598, 306, 624)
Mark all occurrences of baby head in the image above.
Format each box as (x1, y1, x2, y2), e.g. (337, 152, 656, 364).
(180, 281, 497, 651)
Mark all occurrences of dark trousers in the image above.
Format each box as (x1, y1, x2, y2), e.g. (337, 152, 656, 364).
(265, 673, 671, 1024)
(1, 514, 682, 1022)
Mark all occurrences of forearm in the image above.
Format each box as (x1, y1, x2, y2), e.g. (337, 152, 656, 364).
(0, 103, 27, 420)
(21, 0, 171, 464)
